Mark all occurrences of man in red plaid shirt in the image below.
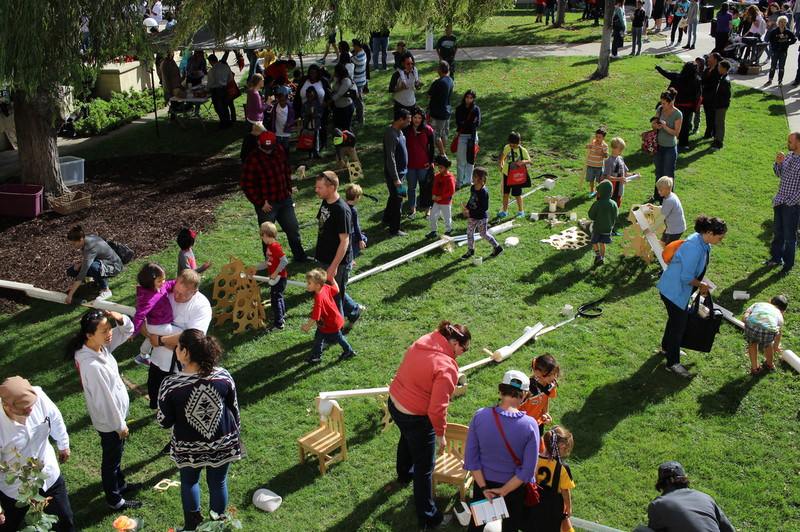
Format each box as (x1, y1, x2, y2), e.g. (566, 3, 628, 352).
(241, 131, 311, 261)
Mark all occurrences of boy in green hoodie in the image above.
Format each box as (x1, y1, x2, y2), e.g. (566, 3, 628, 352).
(588, 180, 618, 266)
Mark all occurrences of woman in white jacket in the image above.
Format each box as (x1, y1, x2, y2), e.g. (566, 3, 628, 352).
(64, 309, 143, 511)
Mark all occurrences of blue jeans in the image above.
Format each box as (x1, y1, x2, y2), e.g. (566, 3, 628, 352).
(686, 21, 698, 47)
(406, 167, 429, 209)
(179, 462, 230, 515)
(98, 431, 126, 507)
(318, 261, 359, 321)
(660, 293, 689, 367)
(770, 203, 800, 270)
(545, 6, 555, 24)
(631, 27, 643, 55)
(312, 328, 354, 359)
(270, 277, 287, 326)
(653, 144, 678, 202)
(388, 400, 442, 528)
(66, 260, 108, 290)
(254, 198, 307, 261)
(769, 51, 788, 82)
(372, 37, 389, 69)
(456, 133, 478, 187)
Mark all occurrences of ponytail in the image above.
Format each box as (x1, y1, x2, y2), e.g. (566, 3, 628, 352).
(436, 320, 471, 348)
(64, 309, 109, 361)
(179, 329, 223, 377)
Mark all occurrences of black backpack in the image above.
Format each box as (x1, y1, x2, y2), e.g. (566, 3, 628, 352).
(108, 241, 134, 264)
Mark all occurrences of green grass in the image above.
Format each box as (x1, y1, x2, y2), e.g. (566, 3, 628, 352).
(3, 55, 800, 531)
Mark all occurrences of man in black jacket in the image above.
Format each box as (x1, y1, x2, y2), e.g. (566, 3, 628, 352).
(711, 60, 731, 151)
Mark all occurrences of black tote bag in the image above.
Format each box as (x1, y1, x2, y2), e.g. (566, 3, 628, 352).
(681, 294, 723, 353)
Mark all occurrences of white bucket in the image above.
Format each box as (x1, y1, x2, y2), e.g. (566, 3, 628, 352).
(561, 304, 573, 316)
(543, 178, 556, 190)
(530, 212, 539, 221)
(473, 256, 483, 266)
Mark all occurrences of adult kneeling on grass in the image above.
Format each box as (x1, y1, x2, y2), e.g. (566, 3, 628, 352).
(65, 225, 123, 304)
(388, 320, 471, 529)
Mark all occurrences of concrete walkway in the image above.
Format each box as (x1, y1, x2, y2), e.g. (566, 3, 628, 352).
(1, 20, 797, 178)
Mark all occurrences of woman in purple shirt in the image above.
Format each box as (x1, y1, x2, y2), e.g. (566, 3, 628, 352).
(464, 370, 539, 531)
(714, 4, 733, 53)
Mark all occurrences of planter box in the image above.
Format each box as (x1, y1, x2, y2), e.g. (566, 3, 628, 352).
(0, 184, 44, 218)
(59, 156, 85, 186)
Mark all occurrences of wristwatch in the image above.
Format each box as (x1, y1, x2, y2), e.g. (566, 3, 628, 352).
(157, 336, 163, 347)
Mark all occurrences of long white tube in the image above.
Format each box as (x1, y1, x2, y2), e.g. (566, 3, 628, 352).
(780, 349, 800, 373)
(349, 237, 454, 283)
(0, 279, 135, 315)
(318, 387, 390, 400)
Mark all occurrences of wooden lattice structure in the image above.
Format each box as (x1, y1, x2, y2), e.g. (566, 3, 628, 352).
(620, 204, 662, 265)
(211, 255, 266, 333)
(348, 161, 363, 182)
(541, 226, 591, 250)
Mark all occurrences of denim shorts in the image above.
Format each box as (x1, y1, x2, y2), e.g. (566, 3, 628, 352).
(591, 232, 612, 244)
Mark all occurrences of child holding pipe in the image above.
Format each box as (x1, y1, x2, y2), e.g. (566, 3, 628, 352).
(521, 354, 560, 445)
(743, 295, 788, 375)
(254, 222, 288, 332)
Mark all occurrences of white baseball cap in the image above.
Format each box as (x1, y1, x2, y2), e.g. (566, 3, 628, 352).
(501, 370, 530, 391)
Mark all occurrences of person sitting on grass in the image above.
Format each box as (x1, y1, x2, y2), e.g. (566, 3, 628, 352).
(588, 180, 618, 267)
(300, 268, 356, 365)
(743, 295, 788, 375)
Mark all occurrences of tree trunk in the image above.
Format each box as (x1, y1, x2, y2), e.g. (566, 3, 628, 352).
(555, 0, 567, 27)
(591, 1, 616, 79)
(13, 88, 68, 197)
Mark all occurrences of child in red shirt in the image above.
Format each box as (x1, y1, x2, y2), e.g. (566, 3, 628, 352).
(426, 154, 456, 238)
(301, 268, 356, 365)
(521, 353, 560, 448)
(255, 222, 288, 332)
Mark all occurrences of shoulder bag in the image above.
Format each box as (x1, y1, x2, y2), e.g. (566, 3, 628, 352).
(491, 407, 541, 506)
(450, 108, 475, 153)
(506, 147, 530, 187)
(681, 293, 723, 353)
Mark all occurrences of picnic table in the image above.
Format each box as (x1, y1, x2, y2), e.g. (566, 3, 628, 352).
(168, 83, 213, 128)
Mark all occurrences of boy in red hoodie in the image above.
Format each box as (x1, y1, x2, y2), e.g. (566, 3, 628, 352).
(426, 155, 456, 238)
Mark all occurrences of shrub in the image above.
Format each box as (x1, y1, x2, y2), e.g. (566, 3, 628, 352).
(74, 88, 163, 136)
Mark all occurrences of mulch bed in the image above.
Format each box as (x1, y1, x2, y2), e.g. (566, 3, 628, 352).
(0, 154, 241, 313)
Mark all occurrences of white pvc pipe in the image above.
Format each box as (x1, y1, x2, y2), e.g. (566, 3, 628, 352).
(318, 387, 390, 400)
(0, 279, 135, 315)
(251, 274, 305, 287)
(457, 222, 519, 246)
(780, 349, 800, 373)
(349, 237, 454, 283)
(493, 323, 543, 361)
(571, 517, 626, 532)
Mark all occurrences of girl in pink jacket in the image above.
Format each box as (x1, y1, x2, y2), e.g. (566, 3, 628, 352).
(132, 262, 177, 367)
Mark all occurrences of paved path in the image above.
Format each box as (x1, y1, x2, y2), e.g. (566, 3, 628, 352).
(1, 20, 797, 178)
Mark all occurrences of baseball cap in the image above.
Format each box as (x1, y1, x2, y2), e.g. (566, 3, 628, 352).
(258, 130, 276, 147)
(657, 461, 686, 480)
(0, 376, 37, 411)
(275, 86, 291, 97)
(501, 370, 530, 391)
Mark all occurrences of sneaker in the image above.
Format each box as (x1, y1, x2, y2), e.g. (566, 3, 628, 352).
(589, 191, 597, 197)
(765, 80, 773, 86)
(490, 245, 504, 257)
(594, 255, 604, 266)
(667, 41, 674, 46)
(267, 324, 285, 332)
(497, 211, 508, 218)
(349, 304, 366, 324)
(425, 231, 438, 239)
(134, 354, 151, 367)
(437, 514, 454, 528)
(96, 289, 113, 301)
(389, 230, 409, 237)
(666, 363, 692, 378)
(338, 350, 356, 360)
(778, 268, 791, 277)
(121, 482, 144, 494)
(612, 231, 621, 236)
(762, 259, 782, 267)
(407, 212, 417, 220)
(461, 249, 475, 260)
(304, 356, 322, 365)
(515, 211, 526, 218)
(656, 349, 687, 357)
(643, 38, 651, 43)
(444, 230, 453, 236)
(110, 499, 144, 510)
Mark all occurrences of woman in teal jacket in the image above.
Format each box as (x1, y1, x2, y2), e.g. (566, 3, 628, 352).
(656, 215, 727, 377)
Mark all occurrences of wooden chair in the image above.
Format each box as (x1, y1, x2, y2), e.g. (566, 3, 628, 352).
(298, 400, 347, 475)
(432, 423, 473, 501)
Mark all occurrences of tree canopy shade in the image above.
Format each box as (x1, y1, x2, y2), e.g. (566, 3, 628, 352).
(0, 1, 150, 195)
(0, 0, 504, 195)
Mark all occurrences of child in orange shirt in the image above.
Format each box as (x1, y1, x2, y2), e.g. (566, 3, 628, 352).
(521, 353, 560, 444)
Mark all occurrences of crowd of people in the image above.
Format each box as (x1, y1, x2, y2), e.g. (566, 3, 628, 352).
(5, 9, 797, 532)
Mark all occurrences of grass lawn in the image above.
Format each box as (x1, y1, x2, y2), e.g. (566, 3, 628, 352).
(301, 10, 609, 57)
(3, 55, 800, 531)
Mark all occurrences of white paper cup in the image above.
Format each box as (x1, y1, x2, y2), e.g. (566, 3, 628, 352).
(473, 256, 483, 266)
(732, 291, 750, 300)
(548, 201, 557, 212)
(543, 178, 556, 190)
(561, 304, 573, 316)
(530, 212, 539, 221)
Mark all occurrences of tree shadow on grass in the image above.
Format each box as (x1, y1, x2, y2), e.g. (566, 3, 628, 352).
(383, 257, 463, 303)
(696, 373, 763, 418)
(560, 352, 691, 459)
